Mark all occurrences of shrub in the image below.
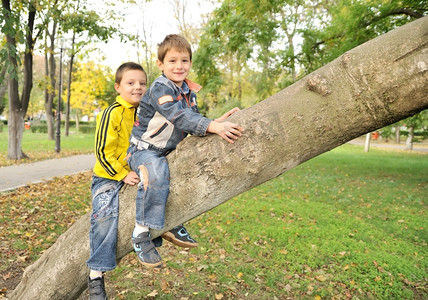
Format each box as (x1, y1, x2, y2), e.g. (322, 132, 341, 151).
(78, 124, 96, 134)
(30, 124, 48, 133)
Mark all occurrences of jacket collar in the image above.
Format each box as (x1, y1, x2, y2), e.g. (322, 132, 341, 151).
(116, 95, 135, 109)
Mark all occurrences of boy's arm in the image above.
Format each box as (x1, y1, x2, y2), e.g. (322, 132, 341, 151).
(150, 83, 211, 136)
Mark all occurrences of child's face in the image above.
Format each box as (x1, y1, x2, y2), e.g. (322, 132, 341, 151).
(157, 47, 191, 87)
(114, 69, 147, 107)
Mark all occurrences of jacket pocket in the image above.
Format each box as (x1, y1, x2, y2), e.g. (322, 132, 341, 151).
(150, 122, 168, 138)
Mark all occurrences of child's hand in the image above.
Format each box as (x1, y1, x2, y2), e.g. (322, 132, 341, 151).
(207, 121, 244, 144)
(215, 107, 240, 123)
(123, 171, 140, 186)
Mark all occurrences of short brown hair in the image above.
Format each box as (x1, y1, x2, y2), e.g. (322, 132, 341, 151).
(115, 62, 146, 84)
(157, 34, 192, 63)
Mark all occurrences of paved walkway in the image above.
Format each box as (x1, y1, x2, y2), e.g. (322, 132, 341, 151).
(347, 139, 428, 152)
(0, 154, 95, 192)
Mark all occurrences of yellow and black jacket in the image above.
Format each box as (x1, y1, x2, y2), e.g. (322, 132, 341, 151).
(93, 96, 137, 181)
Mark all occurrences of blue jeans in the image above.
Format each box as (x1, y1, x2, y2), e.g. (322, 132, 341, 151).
(87, 175, 123, 271)
(127, 145, 170, 230)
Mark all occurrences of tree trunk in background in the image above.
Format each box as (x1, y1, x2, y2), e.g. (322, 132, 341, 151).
(395, 125, 401, 143)
(45, 22, 57, 140)
(3, 0, 36, 160)
(405, 126, 414, 150)
(364, 133, 371, 152)
(9, 16, 428, 300)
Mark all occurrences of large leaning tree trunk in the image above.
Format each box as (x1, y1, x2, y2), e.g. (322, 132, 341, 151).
(9, 16, 428, 300)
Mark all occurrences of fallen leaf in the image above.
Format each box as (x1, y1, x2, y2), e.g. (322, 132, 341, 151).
(147, 290, 158, 297)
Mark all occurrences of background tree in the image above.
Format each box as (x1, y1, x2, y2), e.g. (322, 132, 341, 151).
(300, 0, 427, 72)
(42, 0, 64, 140)
(402, 111, 428, 150)
(1, 0, 40, 160)
(194, 0, 427, 131)
(61, 0, 120, 135)
(69, 61, 115, 124)
(194, 0, 321, 116)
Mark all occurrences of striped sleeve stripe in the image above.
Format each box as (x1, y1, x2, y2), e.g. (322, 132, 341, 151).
(96, 102, 121, 177)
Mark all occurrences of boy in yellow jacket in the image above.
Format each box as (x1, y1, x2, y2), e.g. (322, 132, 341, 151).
(87, 62, 145, 300)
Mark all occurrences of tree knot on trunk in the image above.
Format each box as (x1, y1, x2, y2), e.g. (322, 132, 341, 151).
(306, 74, 331, 96)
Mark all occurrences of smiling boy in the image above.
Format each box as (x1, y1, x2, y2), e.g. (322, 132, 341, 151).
(126, 34, 244, 267)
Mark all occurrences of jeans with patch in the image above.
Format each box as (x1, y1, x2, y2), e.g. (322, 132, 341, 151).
(127, 145, 169, 230)
(86, 175, 123, 271)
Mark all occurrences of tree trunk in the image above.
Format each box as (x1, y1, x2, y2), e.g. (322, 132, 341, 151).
(46, 22, 57, 140)
(395, 125, 401, 143)
(405, 126, 414, 150)
(3, 0, 36, 160)
(65, 34, 76, 136)
(364, 132, 371, 152)
(75, 111, 80, 131)
(9, 16, 428, 300)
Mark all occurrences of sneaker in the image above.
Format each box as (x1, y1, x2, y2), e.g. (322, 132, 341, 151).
(152, 236, 163, 247)
(161, 225, 198, 248)
(88, 276, 107, 300)
(132, 231, 162, 267)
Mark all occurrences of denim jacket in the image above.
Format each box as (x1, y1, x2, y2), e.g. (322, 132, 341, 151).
(130, 75, 211, 152)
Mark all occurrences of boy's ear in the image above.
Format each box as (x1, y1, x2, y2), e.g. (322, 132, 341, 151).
(156, 59, 163, 70)
(114, 82, 120, 93)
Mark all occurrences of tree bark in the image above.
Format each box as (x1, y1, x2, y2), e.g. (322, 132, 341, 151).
(9, 16, 428, 300)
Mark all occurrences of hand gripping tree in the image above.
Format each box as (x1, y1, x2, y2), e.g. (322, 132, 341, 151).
(9, 16, 428, 300)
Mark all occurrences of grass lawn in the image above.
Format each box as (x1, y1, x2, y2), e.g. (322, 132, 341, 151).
(0, 139, 427, 299)
(0, 130, 94, 167)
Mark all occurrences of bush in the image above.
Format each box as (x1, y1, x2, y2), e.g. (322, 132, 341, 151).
(30, 124, 48, 133)
(78, 124, 96, 134)
(0, 122, 3, 133)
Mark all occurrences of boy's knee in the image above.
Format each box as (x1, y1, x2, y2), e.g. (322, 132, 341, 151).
(138, 164, 149, 191)
(91, 183, 118, 220)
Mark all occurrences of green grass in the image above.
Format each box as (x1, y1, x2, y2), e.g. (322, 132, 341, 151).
(0, 130, 94, 166)
(0, 140, 427, 299)
(107, 145, 427, 299)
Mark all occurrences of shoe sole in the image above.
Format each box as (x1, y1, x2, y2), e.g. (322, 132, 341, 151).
(161, 232, 199, 248)
(137, 258, 163, 268)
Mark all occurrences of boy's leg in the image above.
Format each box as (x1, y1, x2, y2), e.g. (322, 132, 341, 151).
(162, 224, 198, 248)
(87, 176, 123, 299)
(128, 149, 170, 267)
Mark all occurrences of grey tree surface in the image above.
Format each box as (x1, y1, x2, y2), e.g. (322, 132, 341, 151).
(9, 16, 428, 300)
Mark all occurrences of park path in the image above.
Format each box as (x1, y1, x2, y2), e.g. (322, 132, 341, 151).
(0, 154, 95, 192)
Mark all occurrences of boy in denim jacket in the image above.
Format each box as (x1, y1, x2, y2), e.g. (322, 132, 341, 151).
(127, 34, 244, 267)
